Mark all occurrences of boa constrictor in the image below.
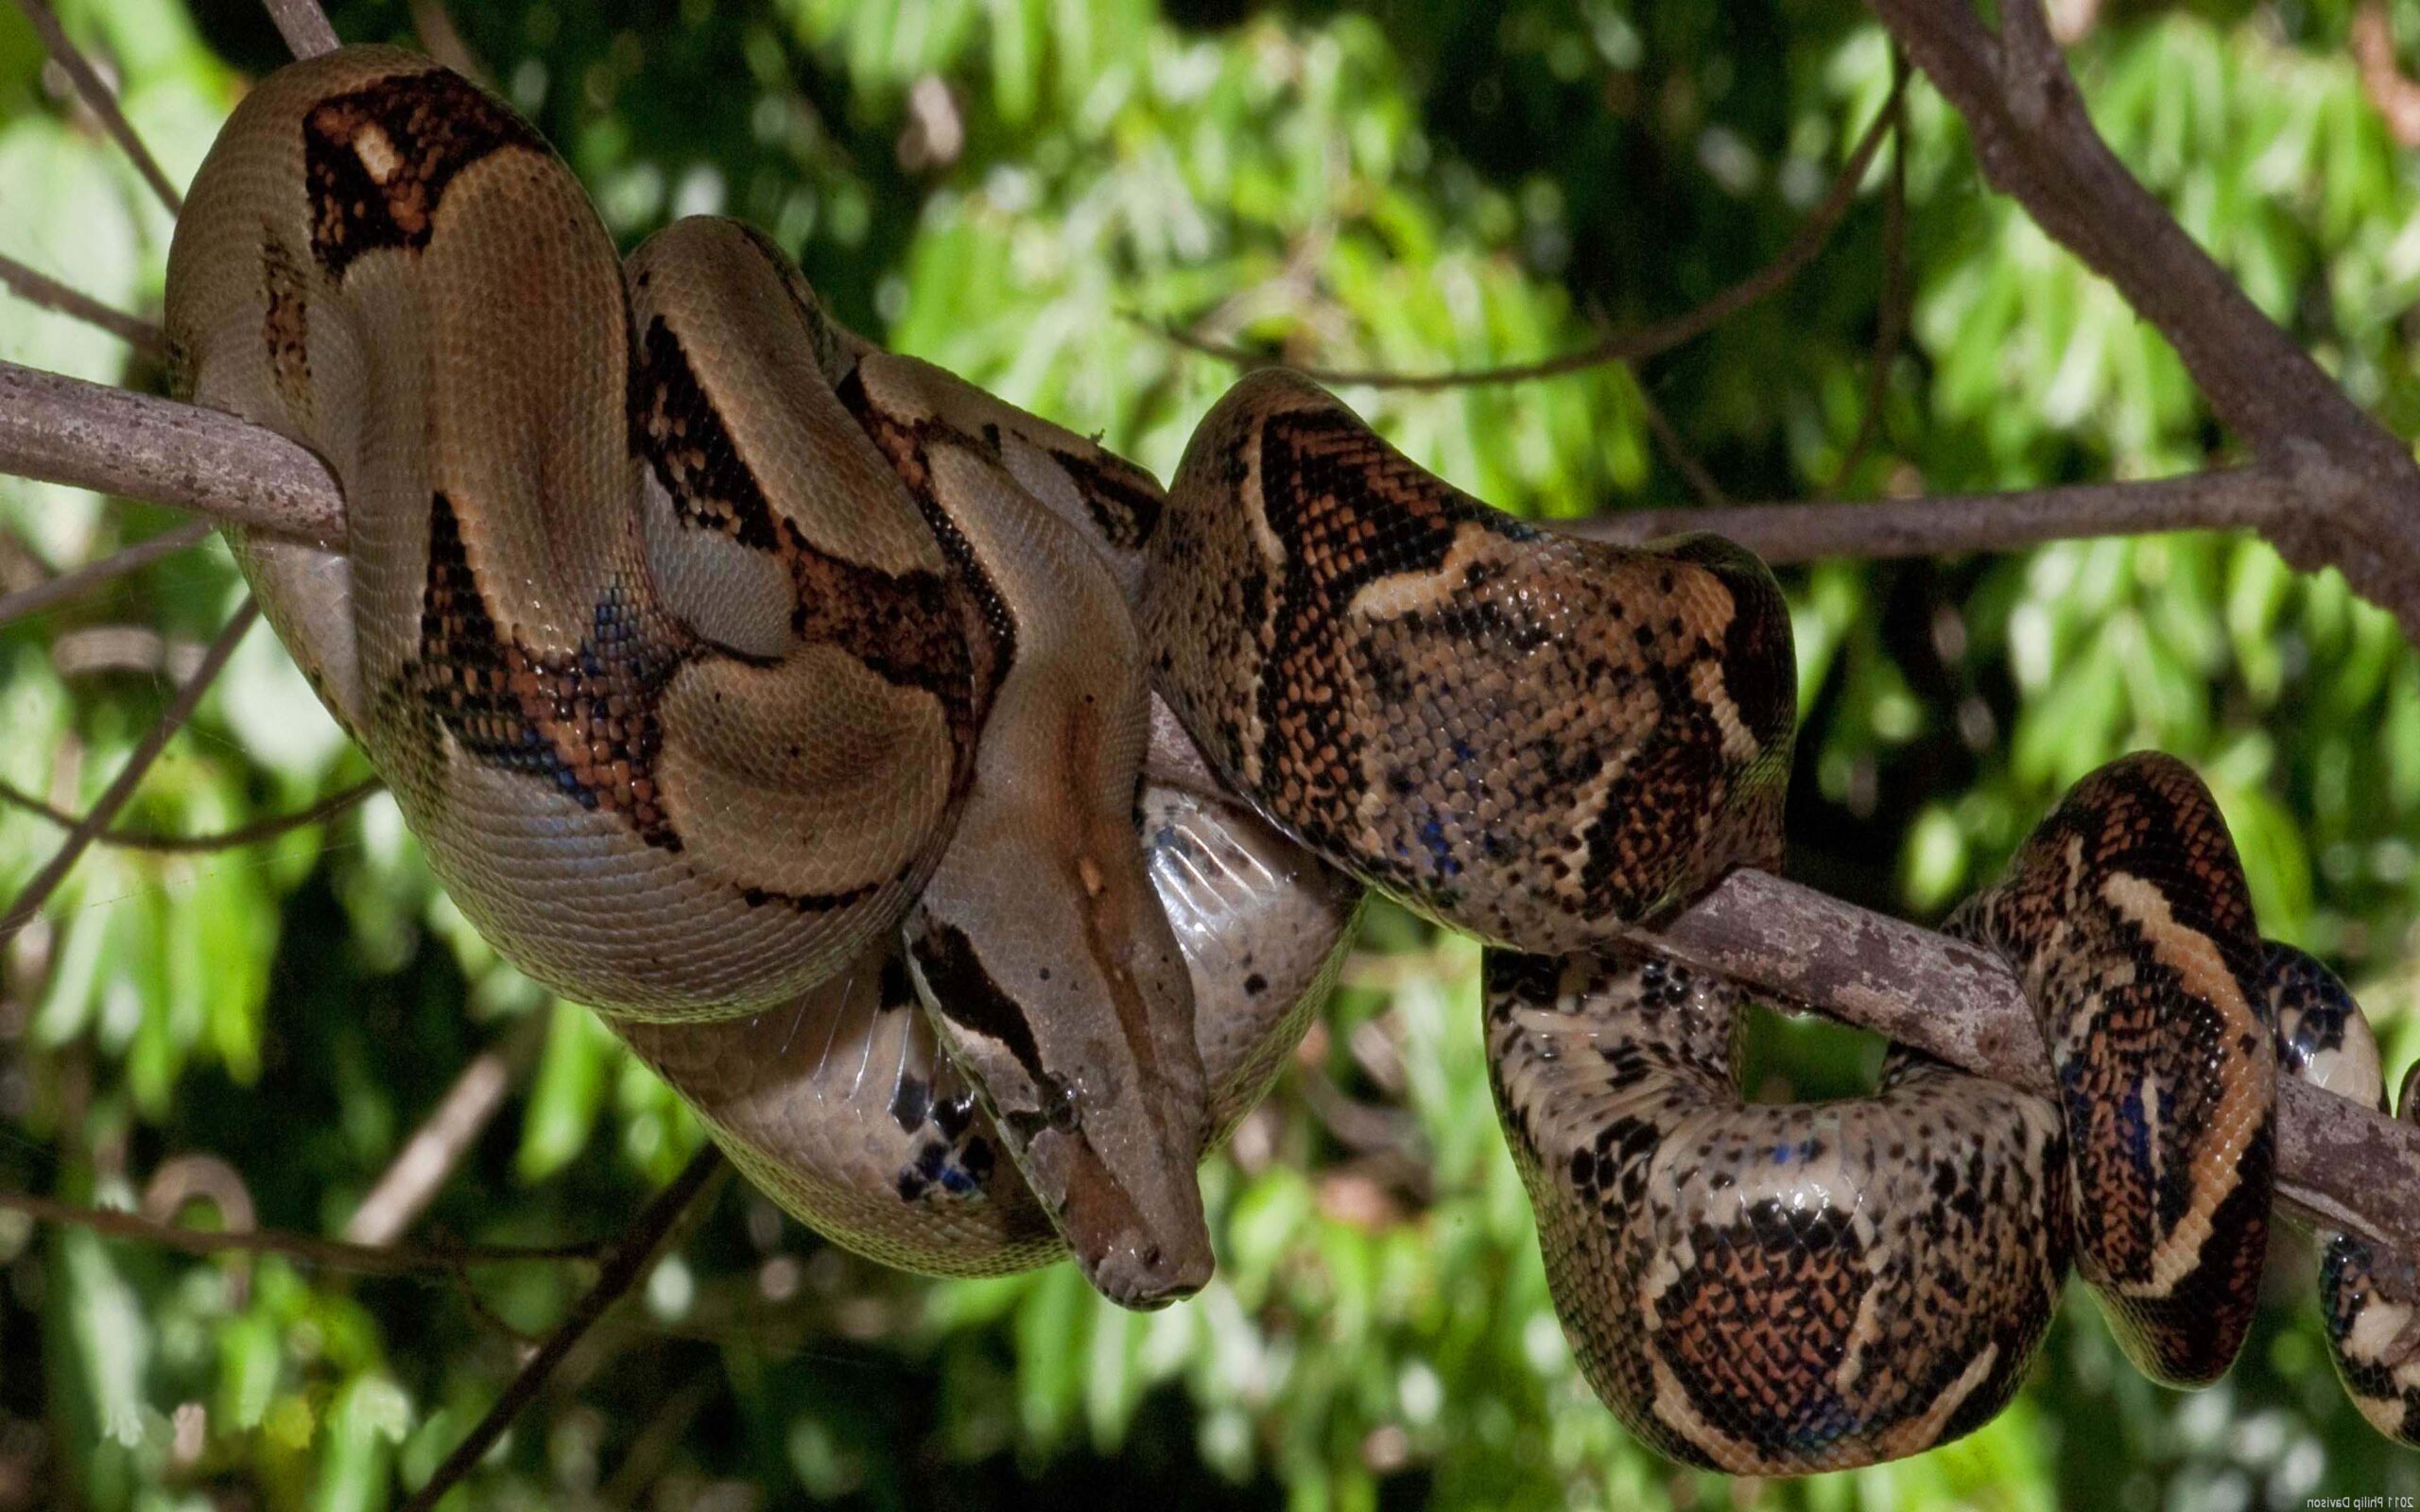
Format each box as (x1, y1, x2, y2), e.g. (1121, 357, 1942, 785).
(161, 47, 2417, 1473)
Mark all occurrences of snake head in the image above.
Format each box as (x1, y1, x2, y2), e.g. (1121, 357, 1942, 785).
(1026, 1106, 1216, 1309)
(908, 887, 1215, 1311)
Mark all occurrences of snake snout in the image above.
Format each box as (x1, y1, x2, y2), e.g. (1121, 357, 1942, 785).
(1085, 1236, 1212, 1311)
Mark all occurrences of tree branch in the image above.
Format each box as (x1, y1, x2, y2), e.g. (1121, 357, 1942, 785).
(2354, 3, 2420, 148)
(1823, 50, 1910, 498)
(0, 362, 345, 542)
(342, 1010, 544, 1246)
(11, 0, 182, 215)
(0, 772, 378, 852)
(0, 520, 212, 627)
(0, 1184, 609, 1274)
(1566, 463, 2288, 562)
(1868, 0, 2420, 641)
(406, 0, 490, 86)
(262, 0, 338, 60)
(7, 352, 2298, 569)
(0, 250, 164, 360)
(0, 597, 257, 957)
(1160, 68, 1906, 391)
(1625, 361, 1730, 507)
(397, 1148, 724, 1512)
(1653, 868, 2420, 1254)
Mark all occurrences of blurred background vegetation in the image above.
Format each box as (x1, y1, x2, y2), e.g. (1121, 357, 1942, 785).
(3, 0, 2419, 1506)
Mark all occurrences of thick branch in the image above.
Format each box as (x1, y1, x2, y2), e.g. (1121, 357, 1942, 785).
(0, 362, 345, 542)
(0, 6, 2400, 1270)
(1654, 869, 2420, 1253)
(5, 358, 2292, 569)
(1868, 0, 2420, 640)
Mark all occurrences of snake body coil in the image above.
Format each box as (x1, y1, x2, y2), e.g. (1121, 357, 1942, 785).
(2270, 946, 2420, 1445)
(1142, 375, 2386, 1470)
(164, 49, 2414, 1474)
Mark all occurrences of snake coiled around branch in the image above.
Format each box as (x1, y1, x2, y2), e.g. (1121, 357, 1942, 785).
(160, 47, 2419, 1473)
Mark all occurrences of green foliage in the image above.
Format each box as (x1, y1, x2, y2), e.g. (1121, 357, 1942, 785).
(3, 1, 2418, 1508)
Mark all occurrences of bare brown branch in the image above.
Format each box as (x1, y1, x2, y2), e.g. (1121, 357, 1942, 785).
(1867, 0, 2420, 641)
(0, 359, 2309, 574)
(11, 0, 182, 215)
(2354, 3, 2420, 147)
(0, 250, 164, 359)
(343, 1011, 545, 1246)
(596, 1370, 721, 1509)
(1564, 463, 2289, 563)
(0, 598, 258, 957)
(406, 0, 490, 86)
(0, 521, 212, 628)
(1824, 52, 1910, 498)
(0, 1184, 608, 1275)
(1626, 361, 1729, 508)
(0, 773, 379, 853)
(1161, 68, 1907, 391)
(398, 1149, 725, 1512)
(1653, 868, 2420, 1255)
(0, 362, 346, 542)
(262, 0, 339, 59)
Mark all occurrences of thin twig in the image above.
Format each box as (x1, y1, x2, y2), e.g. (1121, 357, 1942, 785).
(398, 1149, 726, 1512)
(344, 1011, 545, 1246)
(1564, 462, 2289, 562)
(0, 362, 346, 543)
(1652, 868, 2420, 1255)
(140, 1152, 258, 1304)
(262, 0, 340, 60)
(1297, 1063, 1420, 1157)
(596, 1370, 721, 1509)
(1824, 51, 1910, 497)
(0, 1186, 610, 1275)
(1626, 361, 1729, 507)
(49, 621, 178, 679)
(10, 0, 183, 215)
(0, 249, 164, 359)
(2354, 3, 2420, 148)
(1161, 68, 1907, 391)
(0, 598, 258, 958)
(0, 521, 211, 628)
(406, 0, 490, 86)
(0, 774, 378, 853)
(444, 1246, 546, 1347)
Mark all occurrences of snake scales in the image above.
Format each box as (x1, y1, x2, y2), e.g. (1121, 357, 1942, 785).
(157, 47, 2420, 1472)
